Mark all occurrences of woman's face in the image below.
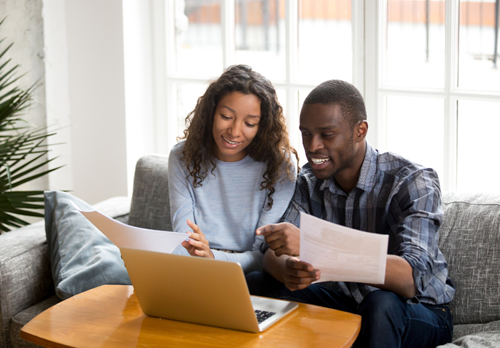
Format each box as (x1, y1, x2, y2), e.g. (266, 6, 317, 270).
(212, 91, 261, 162)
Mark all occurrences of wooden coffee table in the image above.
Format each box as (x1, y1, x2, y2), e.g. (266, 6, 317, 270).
(21, 285, 361, 347)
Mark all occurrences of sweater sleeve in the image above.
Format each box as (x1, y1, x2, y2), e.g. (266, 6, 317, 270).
(168, 145, 194, 235)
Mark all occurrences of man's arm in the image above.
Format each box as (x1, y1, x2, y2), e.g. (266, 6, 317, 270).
(372, 255, 416, 299)
(262, 233, 416, 297)
(258, 204, 416, 296)
(385, 168, 444, 301)
(262, 248, 288, 282)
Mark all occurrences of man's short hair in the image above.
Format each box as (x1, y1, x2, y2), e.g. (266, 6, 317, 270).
(303, 80, 367, 129)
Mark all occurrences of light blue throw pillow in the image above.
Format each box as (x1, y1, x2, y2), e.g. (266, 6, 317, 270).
(44, 191, 131, 300)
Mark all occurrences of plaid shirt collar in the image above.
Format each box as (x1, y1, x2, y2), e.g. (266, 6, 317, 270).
(319, 141, 378, 194)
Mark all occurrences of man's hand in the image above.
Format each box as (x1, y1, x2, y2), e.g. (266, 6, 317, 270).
(283, 257, 321, 291)
(256, 222, 300, 256)
(181, 219, 214, 259)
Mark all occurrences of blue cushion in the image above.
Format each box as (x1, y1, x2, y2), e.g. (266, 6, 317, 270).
(44, 191, 131, 300)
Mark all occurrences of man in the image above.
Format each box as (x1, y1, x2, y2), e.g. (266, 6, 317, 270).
(247, 80, 455, 347)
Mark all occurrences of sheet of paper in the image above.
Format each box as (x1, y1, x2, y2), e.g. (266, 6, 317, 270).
(74, 203, 187, 254)
(299, 212, 388, 284)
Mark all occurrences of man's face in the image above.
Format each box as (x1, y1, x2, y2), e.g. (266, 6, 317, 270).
(299, 103, 363, 181)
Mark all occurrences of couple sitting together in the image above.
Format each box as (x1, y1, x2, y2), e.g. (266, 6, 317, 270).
(168, 64, 455, 348)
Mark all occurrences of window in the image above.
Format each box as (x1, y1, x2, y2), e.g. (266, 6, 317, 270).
(162, 0, 500, 192)
(365, 0, 500, 192)
(164, 0, 363, 165)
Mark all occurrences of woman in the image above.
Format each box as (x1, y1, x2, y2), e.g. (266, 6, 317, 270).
(168, 64, 298, 274)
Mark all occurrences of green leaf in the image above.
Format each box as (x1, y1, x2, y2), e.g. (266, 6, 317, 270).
(0, 18, 64, 232)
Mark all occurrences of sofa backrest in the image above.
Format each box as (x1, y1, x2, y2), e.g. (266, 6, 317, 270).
(128, 155, 172, 231)
(440, 192, 500, 325)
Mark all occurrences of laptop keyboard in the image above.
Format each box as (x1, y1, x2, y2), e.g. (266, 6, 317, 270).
(255, 309, 276, 324)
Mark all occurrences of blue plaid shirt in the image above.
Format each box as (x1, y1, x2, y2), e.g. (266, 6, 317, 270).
(283, 142, 455, 305)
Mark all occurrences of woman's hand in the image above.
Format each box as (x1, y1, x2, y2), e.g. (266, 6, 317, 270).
(181, 219, 214, 259)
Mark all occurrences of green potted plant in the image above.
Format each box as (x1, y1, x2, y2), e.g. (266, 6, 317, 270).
(0, 18, 62, 232)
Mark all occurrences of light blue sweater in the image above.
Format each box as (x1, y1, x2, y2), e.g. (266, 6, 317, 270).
(168, 141, 296, 273)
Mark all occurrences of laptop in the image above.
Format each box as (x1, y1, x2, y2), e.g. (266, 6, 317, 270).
(120, 247, 298, 333)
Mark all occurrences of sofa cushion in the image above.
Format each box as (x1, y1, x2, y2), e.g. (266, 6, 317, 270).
(452, 322, 500, 342)
(10, 295, 61, 348)
(45, 191, 131, 300)
(438, 330, 500, 348)
(440, 192, 500, 325)
(128, 155, 172, 231)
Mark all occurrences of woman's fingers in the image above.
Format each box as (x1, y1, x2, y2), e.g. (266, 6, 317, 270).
(187, 219, 204, 236)
(184, 220, 214, 259)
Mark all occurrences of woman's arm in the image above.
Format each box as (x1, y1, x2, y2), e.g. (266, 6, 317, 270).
(168, 145, 195, 235)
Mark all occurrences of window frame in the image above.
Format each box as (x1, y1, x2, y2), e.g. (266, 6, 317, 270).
(161, 0, 364, 162)
(364, 0, 500, 191)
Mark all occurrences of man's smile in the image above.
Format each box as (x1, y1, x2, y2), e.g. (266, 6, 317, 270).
(310, 158, 331, 165)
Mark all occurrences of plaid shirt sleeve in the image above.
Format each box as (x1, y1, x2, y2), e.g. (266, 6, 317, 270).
(390, 168, 452, 304)
(280, 173, 317, 226)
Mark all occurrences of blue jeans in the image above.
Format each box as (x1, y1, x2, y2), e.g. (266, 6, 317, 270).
(246, 271, 453, 348)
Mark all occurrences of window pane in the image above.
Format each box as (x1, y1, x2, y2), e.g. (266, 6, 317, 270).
(386, 96, 444, 180)
(174, 0, 223, 77)
(458, 0, 500, 92)
(457, 100, 500, 193)
(172, 83, 209, 139)
(298, 0, 353, 83)
(384, 0, 445, 88)
(235, 0, 285, 80)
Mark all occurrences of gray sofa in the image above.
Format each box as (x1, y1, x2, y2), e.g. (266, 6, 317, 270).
(0, 155, 499, 348)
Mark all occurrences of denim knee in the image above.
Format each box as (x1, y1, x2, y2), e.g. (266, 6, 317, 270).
(356, 290, 403, 321)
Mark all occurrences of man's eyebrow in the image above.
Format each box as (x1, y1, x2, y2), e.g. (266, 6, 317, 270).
(317, 125, 337, 130)
(220, 105, 260, 119)
(299, 125, 337, 131)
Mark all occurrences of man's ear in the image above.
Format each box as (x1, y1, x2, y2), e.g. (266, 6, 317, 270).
(355, 121, 368, 142)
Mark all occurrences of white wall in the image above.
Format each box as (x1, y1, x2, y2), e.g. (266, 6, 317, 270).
(44, 0, 129, 204)
(122, 0, 164, 196)
(0, 0, 48, 191)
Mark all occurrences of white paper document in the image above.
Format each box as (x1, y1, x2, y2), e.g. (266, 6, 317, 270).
(75, 205, 187, 254)
(299, 212, 388, 284)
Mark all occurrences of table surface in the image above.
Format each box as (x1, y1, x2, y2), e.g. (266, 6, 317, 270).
(21, 285, 361, 348)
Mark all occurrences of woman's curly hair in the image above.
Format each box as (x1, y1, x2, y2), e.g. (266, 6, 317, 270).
(179, 64, 299, 210)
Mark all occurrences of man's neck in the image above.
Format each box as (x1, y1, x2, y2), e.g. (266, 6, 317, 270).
(333, 142, 367, 193)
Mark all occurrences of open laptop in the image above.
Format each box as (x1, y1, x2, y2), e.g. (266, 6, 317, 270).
(120, 247, 298, 333)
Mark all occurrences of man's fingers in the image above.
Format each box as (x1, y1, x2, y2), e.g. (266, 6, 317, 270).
(286, 282, 312, 291)
(287, 258, 314, 272)
(263, 232, 281, 244)
(256, 223, 279, 236)
(268, 239, 284, 252)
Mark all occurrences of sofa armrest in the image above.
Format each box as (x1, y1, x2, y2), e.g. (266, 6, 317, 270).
(0, 221, 53, 348)
(92, 196, 131, 224)
(0, 195, 131, 348)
